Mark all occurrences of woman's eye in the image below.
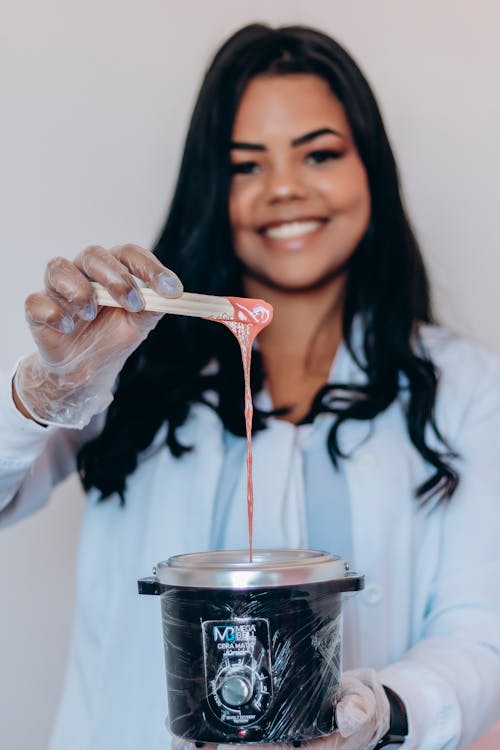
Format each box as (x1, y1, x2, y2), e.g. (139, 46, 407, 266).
(230, 161, 260, 176)
(306, 149, 343, 165)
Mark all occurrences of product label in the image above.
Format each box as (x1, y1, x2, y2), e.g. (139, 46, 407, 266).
(202, 617, 273, 727)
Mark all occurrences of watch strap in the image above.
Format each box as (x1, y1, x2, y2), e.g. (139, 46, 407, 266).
(374, 685, 408, 747)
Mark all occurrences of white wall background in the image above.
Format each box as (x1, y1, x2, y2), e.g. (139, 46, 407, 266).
(0, 1, 499, 748)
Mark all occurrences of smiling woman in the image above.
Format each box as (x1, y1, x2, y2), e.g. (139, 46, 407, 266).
(1, 21, 500, 750)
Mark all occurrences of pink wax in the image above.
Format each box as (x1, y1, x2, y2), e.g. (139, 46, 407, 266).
(208, 296, 273, 561)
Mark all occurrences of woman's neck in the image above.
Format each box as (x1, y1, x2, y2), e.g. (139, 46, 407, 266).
(242, 273, 346, 423)
(243, 273, 346, 372)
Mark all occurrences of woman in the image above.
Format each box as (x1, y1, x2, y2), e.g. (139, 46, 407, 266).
(1, 23, 499, 750)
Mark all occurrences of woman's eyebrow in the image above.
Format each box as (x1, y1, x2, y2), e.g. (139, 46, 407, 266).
(291, 127, 343, 146)
(230, 127, 343, 152)
(230, 141, 266, 151)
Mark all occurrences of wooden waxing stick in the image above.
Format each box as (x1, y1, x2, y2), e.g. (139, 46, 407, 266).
(91, 281, 235, 320)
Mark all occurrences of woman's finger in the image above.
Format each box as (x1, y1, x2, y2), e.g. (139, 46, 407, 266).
(74, 245, 147, 313)
(44, 256, 97, 321)
(110, 243, 183, 298)
(25, 291, 76, 334)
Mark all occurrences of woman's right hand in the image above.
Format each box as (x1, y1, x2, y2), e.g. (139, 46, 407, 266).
(13, 244, 183, 428)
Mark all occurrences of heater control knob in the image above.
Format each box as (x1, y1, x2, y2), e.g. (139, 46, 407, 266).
(219, 669, 254, 708)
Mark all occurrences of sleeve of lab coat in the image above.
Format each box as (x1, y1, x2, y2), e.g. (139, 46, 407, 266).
(0, 367, 102, 527)
(378, 342, 500, 750)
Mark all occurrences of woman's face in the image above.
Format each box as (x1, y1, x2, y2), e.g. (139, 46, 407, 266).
(229, 74, 371, 293)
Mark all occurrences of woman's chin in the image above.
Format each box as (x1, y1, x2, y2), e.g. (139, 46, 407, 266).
(245, 268, 348, 296)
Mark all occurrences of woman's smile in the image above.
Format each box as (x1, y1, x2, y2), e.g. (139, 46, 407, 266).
(259, 216, 330, 249)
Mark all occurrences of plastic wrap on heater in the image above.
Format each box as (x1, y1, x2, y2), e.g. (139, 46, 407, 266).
(160, 583, 344, 744)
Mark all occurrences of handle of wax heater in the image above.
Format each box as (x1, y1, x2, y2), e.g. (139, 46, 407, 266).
(137, 576, 162, 595)
(344, 571, 364, 591)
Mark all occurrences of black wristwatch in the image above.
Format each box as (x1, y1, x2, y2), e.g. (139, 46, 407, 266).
(374, 686, 408, 747)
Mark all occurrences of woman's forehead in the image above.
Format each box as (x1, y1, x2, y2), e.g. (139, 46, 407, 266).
(231, 74, 349, 142)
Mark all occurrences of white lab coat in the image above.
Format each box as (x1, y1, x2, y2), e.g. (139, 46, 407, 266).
(1, 325, 499, 750)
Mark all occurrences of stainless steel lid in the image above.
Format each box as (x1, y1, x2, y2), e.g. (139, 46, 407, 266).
(155, 549, 352, 589)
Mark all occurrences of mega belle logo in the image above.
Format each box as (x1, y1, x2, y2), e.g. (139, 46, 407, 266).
(213, 623, 256, 643)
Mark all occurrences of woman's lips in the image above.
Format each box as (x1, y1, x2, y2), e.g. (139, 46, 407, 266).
(259, 218, 328, 249)
(263, 219, 324, 239)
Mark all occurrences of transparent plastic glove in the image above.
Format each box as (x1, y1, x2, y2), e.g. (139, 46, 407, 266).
(172, 669, 390, 750)
(330, 668, 391, 749)
(14, 244, 183, 428)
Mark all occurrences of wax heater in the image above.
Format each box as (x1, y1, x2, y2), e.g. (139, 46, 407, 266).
(138, 549, 363, 744)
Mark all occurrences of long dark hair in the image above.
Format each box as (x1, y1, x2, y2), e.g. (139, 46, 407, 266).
(77, 24, 458, 504)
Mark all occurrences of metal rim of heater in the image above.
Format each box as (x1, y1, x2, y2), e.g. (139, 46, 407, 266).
(154, 549, 360, 590)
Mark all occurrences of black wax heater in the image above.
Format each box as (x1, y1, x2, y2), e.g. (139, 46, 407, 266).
(138, 549, 363, 744)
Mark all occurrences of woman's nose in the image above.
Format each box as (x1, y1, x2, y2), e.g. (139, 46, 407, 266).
(265, 163, 308, 204)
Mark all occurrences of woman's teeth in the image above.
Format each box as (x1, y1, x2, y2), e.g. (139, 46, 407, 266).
(264, 220, 323, 240)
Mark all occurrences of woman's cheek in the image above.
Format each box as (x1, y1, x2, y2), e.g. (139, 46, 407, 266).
(229, 185, 255, 232)
(229, 181, 244, 224)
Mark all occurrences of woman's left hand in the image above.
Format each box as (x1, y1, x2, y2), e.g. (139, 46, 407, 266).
(323, 668, 391, 749)
(173, 668, 391, 750)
